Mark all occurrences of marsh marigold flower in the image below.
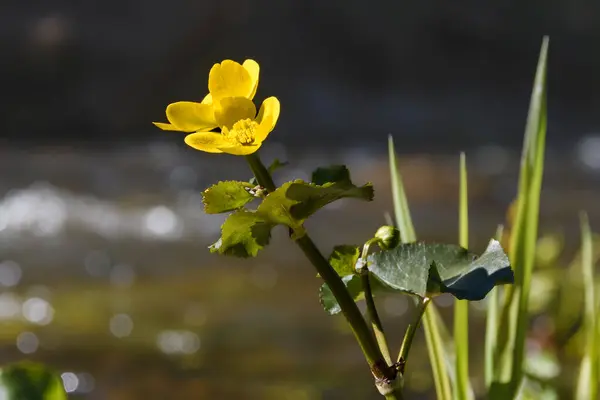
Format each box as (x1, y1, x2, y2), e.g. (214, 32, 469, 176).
(153, 59, 280, 155)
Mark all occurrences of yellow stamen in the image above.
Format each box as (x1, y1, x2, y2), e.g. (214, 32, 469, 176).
(226, 118, 259, 145)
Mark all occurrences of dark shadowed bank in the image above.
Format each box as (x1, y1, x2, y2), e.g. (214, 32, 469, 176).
(2, 1, 600, 152)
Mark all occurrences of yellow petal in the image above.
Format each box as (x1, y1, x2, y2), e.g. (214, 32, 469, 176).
(201, 93, 212, 105)
(166, 101, 217, 132)
(184, 132, 230, 153)
(214, 97, 256, 129)
(243, 59, 260, 100)
(254, 97, 280, 142)
(153, 122, 181, 131)
(208, 60, 254, 100)
(218, 143, 262, 155)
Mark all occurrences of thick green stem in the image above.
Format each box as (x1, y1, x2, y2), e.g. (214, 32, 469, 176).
(295, 235, 383, 364)
(398, 297, 431, 366)
(245, 153, 402, 399)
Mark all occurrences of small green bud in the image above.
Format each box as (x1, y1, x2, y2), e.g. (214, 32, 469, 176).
(374, 225, 400, 250)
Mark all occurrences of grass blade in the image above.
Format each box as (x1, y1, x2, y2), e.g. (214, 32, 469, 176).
(454, 152, 472, 400)
(575, 212, 597, 400)
(458, 152, 469, 253)
(485, 225, 504, 389)
(509, 35, 548, 388)
(424, 307, 453, 400)
(388, 135, 417, 242)
(388, 135, 452, 400)
(598, 278, 600, 388)
(493, 36, 549, 395)
(432, 304, 456, 382)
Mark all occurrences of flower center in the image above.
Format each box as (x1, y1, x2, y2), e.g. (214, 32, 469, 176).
(227, 118, 258, 145)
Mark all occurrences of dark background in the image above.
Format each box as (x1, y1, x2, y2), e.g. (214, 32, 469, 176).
(3, 1, 600, 151)
(0, 2, 599, 399)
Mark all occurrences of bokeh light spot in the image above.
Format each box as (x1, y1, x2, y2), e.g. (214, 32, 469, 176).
(16, 331, 39, 354)
(109, 314, 134, 338)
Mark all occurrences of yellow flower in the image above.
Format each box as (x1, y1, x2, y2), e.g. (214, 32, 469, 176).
(153, 58, 280, 155)
(184, 96, 280, 155)
(153, 59, 260, 133)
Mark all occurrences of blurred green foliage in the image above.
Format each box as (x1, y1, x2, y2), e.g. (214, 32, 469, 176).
(0, 362, 66, 400)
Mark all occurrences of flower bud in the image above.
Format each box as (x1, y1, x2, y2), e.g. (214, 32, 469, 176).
(374, 225, 400, 250)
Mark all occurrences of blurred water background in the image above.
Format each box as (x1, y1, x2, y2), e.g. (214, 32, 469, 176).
(1, 1, 600, 399)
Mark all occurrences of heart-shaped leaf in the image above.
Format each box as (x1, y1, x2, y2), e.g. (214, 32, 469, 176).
(430, 239, 513, 300)
(367, 242, 444, 297)
(319, 239, 513, 314)
(202, 181, 254, 214)
(367, 239, 512, 300)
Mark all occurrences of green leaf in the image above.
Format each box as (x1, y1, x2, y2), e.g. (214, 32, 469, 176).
(432, 239, 513, 301)
(288, 182, 374, 220)
(202, 181, 254, 214)
(0, 362, 67, 400)
(211, 172, 368, 258)
(257, 178, 373, 228)
(210, 210, 274, 258)
(367, 243, 432, 297)
(328, 245, 360, 276)
(255, 181, 302, 228)
(366, 240, 512, 301)
(319, 240, 511, 314)
(249, 158, 289, 185)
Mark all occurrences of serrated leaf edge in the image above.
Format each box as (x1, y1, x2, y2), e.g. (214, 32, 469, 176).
(202, 180, 255, 214)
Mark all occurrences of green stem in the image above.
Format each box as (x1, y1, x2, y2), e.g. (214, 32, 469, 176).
(245, 154, 276, 191)
(245, 153, 402, 399)
(295, 234, 385, 367)
(397, 297, 431, 366)
(361, 272, 392, 365)
(360, 241, 392, 365)
(386, 392, 405, 400)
